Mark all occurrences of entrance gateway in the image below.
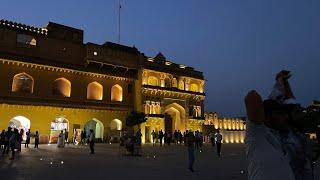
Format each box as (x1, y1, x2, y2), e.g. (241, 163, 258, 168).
(9, 116, 31, 140)
(164, 103, 186, 133)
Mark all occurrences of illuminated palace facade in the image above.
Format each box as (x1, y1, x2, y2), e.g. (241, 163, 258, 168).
(0, 19, 205, 143)
(204, 112, 246, 143)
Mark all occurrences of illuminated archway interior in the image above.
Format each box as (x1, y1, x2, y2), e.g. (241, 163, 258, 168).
(111, 84, 123, 102)
(190, 83, 199, 92)
(110, 119, 122, 131)
(87, 81, 103, 100)
(9, 116, 31, 140)
(147, 76, 159, 86)
(164, 103, 186, 132)
(85, 118, 104, 139)
(52, 77, 71, 97)
(12, 73, 34, 93)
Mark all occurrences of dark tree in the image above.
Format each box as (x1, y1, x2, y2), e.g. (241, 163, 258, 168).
(126, 111, 147, 127)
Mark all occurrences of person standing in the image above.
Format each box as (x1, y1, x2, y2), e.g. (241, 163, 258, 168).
(194, 131, 200, 150)
(174, 130, 178, 144)
(57, 130, 65, 148)
(178, 130, 183, 144)
(187, 131, 196, 172)
(34, 131, 39, 149)
(25, 129, 31, 148)
(17, 129, 24, 152)
(215, 130, 223, 157)
(151, 130, 157, 146)
(158, 130, 164, 146)
(2, 127, 12, 155)
(166, 131, 172, 146)
(64, 129, 69, 145)
(209, 131, 215, 149)
(0, 129, 5, 149)
(88, 129, 95, 154)
(8, 129, 18, 160)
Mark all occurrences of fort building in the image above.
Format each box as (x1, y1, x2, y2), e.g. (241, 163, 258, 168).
(0, 19, 205, 143)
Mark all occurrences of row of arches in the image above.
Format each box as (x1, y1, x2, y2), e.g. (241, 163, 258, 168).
(11, 73, 123, 101)
(7, 115, 123, 142)
(145, 75, 201, 92)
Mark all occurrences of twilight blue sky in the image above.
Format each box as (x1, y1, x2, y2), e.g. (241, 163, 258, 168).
(1, 0, 320, 116)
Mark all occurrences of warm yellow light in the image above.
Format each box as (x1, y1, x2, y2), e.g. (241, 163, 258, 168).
(111, 84, 123, 102)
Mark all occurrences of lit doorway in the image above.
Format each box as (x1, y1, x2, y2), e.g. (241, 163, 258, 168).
(84, 118, 104, 141)
(50, 116, 69, 143)
(9, 116, 31, 140)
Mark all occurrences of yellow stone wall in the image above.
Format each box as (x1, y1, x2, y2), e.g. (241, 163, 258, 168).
(186, 119, 204, 132)
(0, 103, 129, 143)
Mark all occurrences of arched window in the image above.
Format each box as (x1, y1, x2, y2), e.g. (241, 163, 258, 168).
(172, 78, 178, 88)
(87, 82, 103, 100)
(111, 84, 123, 102)
(178, 80, 184, 90)
(190, 83, 199, 92)
(52, 78, 71, 97)
(147, 76, 159, 86)
(12, 73, 34, 93)
(110, 119, 122, 131)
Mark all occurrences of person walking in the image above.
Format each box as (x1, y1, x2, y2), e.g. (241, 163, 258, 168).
(34, 131, 39, 149)
(88, 129, 95, 154)
(25, 129, 31, 148)
(158, 130, 164, 146)
(187, 131, 196, 172)
(209, 130, 215, 149)
(215, 130, 223, 157)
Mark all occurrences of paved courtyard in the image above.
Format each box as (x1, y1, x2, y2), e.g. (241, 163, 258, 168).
(0, 143, 319, 180)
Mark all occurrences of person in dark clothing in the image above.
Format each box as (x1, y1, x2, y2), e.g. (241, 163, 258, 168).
(88, 129, 95, 154)
(2, 127, 12, 155)
(187, 131, 196, 172)
(158, 130, 164, 146)
(174, 130, 178, 144)
(34, 131, 39, 148)
(0, 130, 5, 149)
(215, 130, 223, 157)
(17, 129, 23, 152)
(209, 131, 215, 148)
(166, 131, 172, 146)
(64, 129, 69, 145)
(25, 129, 31, 148)
(9, 128, 18, 160)
(195, 131, 200, 150)
(178, 130, 183, 144)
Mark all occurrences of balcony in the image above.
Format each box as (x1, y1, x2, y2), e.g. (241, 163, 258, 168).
(142, 85, 205, 96)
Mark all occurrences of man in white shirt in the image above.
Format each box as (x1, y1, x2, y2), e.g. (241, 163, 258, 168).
(245, 90, 312, 180)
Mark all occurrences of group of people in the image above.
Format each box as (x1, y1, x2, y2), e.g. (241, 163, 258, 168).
(150, 129, 207, 147)
(58, 128, 95, 154)
(0, 127, 39, 160)
(149, 128, 223, 172)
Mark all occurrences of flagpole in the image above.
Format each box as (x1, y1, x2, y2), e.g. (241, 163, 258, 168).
(118, 0, 121, 44)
